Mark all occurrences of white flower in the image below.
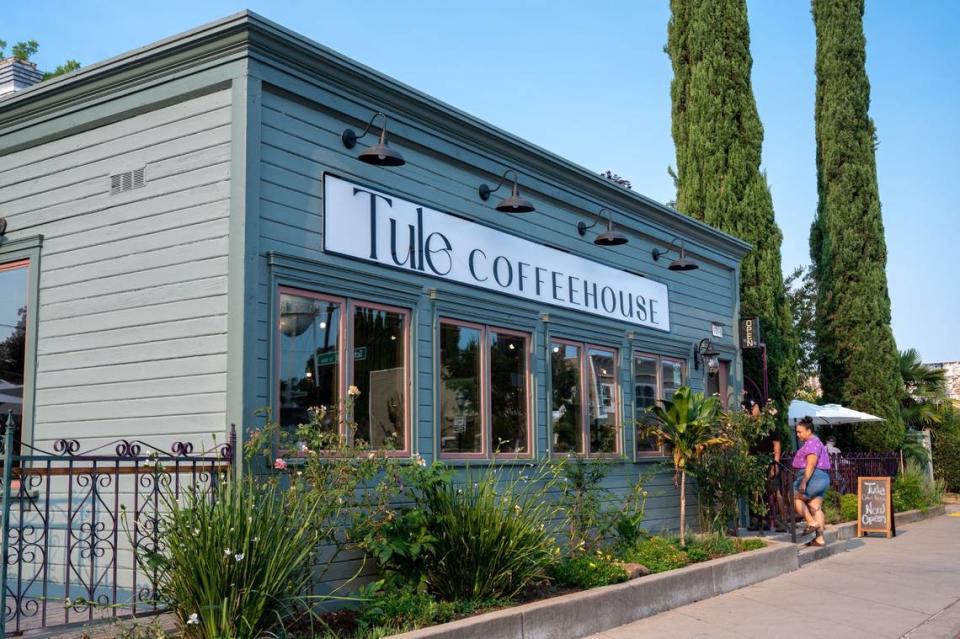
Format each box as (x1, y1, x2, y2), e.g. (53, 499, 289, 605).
(234, 553, 244, 562)
(252, 537, 260, 543)
(187, 613, 199, 625)
(224, 548, 232, 556)
(193, 528, 200, 535)
(64, 597, 72, 608)
(348, 385, 361, 397)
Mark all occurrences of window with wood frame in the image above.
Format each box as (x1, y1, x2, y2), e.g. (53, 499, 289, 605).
(550, 339, 620, 455)
(277, 288, 410, 454)
(634, 352, 686, 457)
(438, 320, 531, 458)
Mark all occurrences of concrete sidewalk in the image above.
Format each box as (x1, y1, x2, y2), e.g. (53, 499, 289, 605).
(586, 507, 960, 639)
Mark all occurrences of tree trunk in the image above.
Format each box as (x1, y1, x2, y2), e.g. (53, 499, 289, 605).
(679, 469, 686, 547)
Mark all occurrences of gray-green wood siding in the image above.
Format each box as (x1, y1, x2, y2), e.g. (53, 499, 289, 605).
(0, 89, 233, 451)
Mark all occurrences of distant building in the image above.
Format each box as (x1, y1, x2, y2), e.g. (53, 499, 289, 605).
(927, 361, 960, 401)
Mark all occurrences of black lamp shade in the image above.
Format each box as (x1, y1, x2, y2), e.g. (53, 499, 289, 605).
(595, 230, 628, 246)
(668, 256, 699, 271)
(496, 193, 535, 213)
(358, 142, 405, 167)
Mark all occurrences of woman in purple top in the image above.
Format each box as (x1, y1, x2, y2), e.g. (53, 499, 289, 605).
(792, 416, 832, 547)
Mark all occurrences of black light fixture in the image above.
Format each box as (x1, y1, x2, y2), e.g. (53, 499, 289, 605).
(652, 238, 700, 271)
(693, 338, 719, 371)
(577, 208, 628, 246)
(341, 111, 405, 167)
(478, 169, 535, 213)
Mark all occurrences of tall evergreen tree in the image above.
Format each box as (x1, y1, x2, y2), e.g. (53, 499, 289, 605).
(666, 0, 797, 414)
(811, 0, 903, 450)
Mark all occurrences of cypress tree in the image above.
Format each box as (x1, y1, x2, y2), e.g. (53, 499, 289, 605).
(811, 0, 903, 450)
(666, 0, 797, 415)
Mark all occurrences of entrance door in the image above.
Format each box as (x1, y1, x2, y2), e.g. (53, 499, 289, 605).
(706, 360, 731, 409)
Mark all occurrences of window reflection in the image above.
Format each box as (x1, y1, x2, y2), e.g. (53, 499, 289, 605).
(439, 323, 482, 454)
(588, 348, 617, 453)
(490, 331, 527, 454)
(0, 262, 28, 451)
(662, 359, 684, 400)
(551, 342, 582, 453)
(634, 355, 660, 454)
(279, 293, 340, 432)
(353, 306, 405, 450)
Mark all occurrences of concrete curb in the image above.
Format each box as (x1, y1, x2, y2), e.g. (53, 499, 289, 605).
(388, 541, 798, 639)
(831, 504, 946, 541)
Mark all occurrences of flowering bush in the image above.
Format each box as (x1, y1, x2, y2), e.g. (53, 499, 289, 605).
(140, 478, 321, 639)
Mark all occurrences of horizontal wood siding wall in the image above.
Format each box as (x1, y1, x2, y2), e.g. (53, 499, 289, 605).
(0, 89, 233, 451)
(251, 84, 738, 588)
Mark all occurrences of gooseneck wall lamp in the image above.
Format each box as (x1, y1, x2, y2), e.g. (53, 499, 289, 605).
(478, 169, 536, 213)
(693, 338, 719, 372)
(341, 111, 406, 167)
(652, 238, 700, 272)
(577, 208, 628, 246)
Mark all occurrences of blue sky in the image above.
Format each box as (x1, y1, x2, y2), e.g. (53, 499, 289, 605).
(5, 1, 958, 361)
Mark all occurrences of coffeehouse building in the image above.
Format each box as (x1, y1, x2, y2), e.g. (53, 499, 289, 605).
(0, 13, 750, 536)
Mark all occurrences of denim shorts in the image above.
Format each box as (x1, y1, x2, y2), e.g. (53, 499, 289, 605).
(793, 468, 830, 499)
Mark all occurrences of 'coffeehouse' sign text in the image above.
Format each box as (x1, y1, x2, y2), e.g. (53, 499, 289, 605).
(323, 175, 671, 331)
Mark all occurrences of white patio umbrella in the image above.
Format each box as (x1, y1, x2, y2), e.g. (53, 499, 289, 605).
(788, 399, 883, 425)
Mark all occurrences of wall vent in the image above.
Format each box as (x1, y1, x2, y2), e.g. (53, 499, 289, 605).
(110, 167, 146, 195)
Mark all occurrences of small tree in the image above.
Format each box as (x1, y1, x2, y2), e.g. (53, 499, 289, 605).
(640, 387, 726, 545)
(10, 40, 38, 61)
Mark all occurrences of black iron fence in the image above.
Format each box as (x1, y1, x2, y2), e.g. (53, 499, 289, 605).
(767, 452, 901, 541)
(0, 423, 235, 636)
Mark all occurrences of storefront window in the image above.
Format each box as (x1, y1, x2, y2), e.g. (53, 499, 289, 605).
(587, 348, 617, 454)
(551, 342, 582, 454)
(633, 353, 686, 457)
(353, 305, 406, 450)
(279, 292, 341, 433)
(0, 260, 29, 450)
(278, 289, 409, 453)
(490, 331, 528, 454)
(634, 353, 660, 454)
(661, 358, 684, 400)
(551, 340, 619, 455)
(439, 321, 531, 458)
(439, 322, 483, 455)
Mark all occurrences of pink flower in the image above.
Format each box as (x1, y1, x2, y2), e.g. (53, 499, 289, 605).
(274, 458, 287, 470)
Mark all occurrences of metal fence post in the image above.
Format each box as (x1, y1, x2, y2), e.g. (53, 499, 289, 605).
(1, 424, 15, 639)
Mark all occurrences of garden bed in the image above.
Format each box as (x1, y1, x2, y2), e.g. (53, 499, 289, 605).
(384, 538, 795, 639)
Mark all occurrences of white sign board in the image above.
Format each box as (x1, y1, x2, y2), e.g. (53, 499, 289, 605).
(323, 174, 670, 331)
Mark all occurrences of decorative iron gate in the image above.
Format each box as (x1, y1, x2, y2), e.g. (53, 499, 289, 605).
(0, 423, 235, 636)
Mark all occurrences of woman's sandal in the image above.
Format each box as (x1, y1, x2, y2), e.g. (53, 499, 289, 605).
(807, 537, 826, 547)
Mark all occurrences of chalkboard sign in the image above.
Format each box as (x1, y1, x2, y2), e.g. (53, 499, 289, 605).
(857, 476, 895, 538)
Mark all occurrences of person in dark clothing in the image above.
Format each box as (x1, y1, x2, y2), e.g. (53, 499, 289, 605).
(744, 392, 785, 530)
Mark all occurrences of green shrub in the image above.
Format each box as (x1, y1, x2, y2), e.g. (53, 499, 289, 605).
(356, 583, 457, 632)
(549, 552, 629, 589)
(140, 479, 320, 639)
(683, 534, 737, 562)
(840, 493, 859, 522)
(415, 465, 562, 601)
(736, 538, 767, 552)
(932, 415, 960, 492)
(822, 488, 842, 524)
(893, 462, 943, 512)
(621, 536, 690, 573)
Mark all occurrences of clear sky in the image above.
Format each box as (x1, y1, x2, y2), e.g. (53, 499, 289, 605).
(5, 1, 958, 361)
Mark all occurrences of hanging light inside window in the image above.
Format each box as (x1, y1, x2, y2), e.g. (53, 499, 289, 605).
(341, 111, 406, 167)
(478, 169, 536, 213)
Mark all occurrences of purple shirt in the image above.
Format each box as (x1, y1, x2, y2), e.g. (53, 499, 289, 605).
(792, 436, 832, 470)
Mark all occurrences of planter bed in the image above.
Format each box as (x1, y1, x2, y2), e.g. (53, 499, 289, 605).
(385, 539, 797, 639)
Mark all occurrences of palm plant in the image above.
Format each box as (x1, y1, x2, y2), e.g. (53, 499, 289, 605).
(899, 349, 947, 430)
(640, 386, 726, 545)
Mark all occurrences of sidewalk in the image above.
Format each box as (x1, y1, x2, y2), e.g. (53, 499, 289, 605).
(586, 507, 960, 639)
